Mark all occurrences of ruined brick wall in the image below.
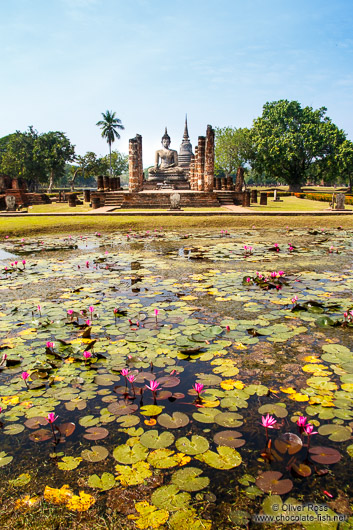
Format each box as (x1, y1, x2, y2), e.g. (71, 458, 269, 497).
(136, 134, 143, 189)
(129, 137, 140, 193)
(196, 136, 205, 191)
(205, 125, 215, 192)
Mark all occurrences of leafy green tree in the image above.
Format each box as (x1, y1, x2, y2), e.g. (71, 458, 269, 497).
(337, 139, 353, 191)
(249, 100, 346, 192)
(215, 127, 250, 179)
(101, 150, 128, 178)
(69, 151, 108, 190)
(96, 110, 124, 177)
(34, 131, 75, 192)
(0, 127, 47, 190)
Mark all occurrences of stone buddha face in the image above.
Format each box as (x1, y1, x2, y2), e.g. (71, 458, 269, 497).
(162, 137, 171, 149)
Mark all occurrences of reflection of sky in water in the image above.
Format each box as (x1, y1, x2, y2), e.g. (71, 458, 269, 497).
(0, 248, 17, 261)
(76, 241, 100, 250)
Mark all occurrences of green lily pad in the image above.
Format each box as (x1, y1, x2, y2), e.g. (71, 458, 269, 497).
(87, 472, 116, 491)
(151, 484, 191, 512)
(258, 404, 288, 418)
(175, 435, 209, 455)
(113, 442, 148, 464)
(214, 412, 243, 428)
(140, 430, 175, 449)
(171, 467, 210, 492)
(9, 473, 31, 487)
(318, 424, 351, 442)
(57, 456, 82, 470)
(0, 451, 13, 467)
(3, 424, 25, 435)
(107, 400, 138, 416)
(81, 445, 109, 462)
(157, 412, 189, 429)
(192, 408, 219, 424)
(213, 430, 245, 448)
(139, 405, 164, 416)
(148, 448, 184, 469)
(115, 461, 152, 486)
(195, 446, 242, 469)
(83, 427, 109, 440)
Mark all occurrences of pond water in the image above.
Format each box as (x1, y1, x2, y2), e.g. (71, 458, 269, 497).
(0, 228, 353, 528)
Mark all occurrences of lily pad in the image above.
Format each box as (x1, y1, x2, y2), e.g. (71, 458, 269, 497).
(195, 447, 242, 469)
(175, 435, 209, 455)
(151, 484, 191, 512)
(57, 456, 82, 470)
(274, 433, 303, 455)
(107, 400, 138, 416)
(157, 412, 189, 429)
(0, 451, 13, 467)
(214, 412, 243, 428)
(148, 449, 185, 469)
(171, 467, 210, 492)
(83, 427, 109, 440)
(256, 471, 293, 494)
(115, 461, 152, 486)
(81, 445, 109, 462)
(113, 442, 148, 464)
(318, 424, 351, 442)
(213, 430, 245, 448)
(140, 430, 175, 449)
(309, 446, 342, 464)
(88, 472, 116, 491)
(258, 403, 288, 418)
(140, 405, 164, 416)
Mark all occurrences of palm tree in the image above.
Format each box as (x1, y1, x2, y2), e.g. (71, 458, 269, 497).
(96, 110, 124, 177)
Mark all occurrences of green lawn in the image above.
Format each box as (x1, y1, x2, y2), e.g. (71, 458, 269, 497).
(251, 196, 331, 211)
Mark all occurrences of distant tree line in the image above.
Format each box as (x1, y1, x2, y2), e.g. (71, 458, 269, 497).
(215, 100, 353, 191)
(0, 110, 128, 192)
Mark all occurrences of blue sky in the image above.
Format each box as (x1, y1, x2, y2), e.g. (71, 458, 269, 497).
(1, 0, 353, 166)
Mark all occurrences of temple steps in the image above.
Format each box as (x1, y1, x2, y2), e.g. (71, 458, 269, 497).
(214, 191, 236, 205)
(103, 192, 125, 208)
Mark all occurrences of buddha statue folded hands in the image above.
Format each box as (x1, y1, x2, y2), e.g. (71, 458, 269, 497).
(148, 128, 186, 181)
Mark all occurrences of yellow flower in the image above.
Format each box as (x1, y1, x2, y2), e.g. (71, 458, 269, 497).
(66, 491, 95, 512)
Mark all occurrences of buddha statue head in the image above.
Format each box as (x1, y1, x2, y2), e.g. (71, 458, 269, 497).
(161, 127, 171, 149)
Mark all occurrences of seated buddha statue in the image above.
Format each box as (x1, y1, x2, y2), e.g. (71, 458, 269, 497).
(148, 128, 186, 181)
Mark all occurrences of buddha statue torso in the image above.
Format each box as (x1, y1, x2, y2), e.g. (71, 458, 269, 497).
(148, 128, 185, 181)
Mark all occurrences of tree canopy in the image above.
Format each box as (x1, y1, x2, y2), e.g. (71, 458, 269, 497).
(248, 100, 347, 191)
(96, 110, 124, 177)
(215, 127, 250, 178)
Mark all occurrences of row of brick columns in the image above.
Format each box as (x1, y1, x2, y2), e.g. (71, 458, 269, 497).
(129, 135, 143, 193)
(189, 125, 215, 191)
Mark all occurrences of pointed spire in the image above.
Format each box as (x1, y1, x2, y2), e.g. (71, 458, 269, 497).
(183, 115, 189, 140)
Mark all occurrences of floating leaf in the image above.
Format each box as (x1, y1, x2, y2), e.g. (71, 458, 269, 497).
(291, 463, 312, 477)
(148, 449, 188, 469)
(175, 435, 209, 455)
(156, 376, 181, 388)
(116, 415, 140, 427)
(83, 427, 109, 441)
(3, 424, 25, 435)
(79, 415, 100, 428)
(9, 473, 31, 487)
(256, 471, 293, 494)
(195, 447, 242, 469)
(57, 422, 75, 437)
(214, 412, 243, 428)
(140, 430, 175, 449)
(171, 467, 210, 492)
(309, 446, 342, 464)
(81, 445, 109, 462)
(157, 412, 189, 429)
(29, 428, 52, 442)
(115, 461, 152, 486)
(57, 456, 82, 471)
(140, 405, 164, 416)
(258, 404, 288, 418)
(127, 500, 169, 529)
(113, 442, 148, 464)
(24, 417, 48, 429)
(87, 472, 116, 491)
(274, 433, 302, 455)
(318, 424, 351, 442)
(213, 430, 245, 448)
(168, 508, 212, 530)
(151, 484, 191, 512)
(107, 400, 138, 416)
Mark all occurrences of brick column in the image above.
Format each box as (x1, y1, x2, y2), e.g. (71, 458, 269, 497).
(235, 167, 245, 192)
(196, 136, 205, 191)
(136, 134, 143, 189)
(129, 138, 140, 193)
(188, 154, 195, 190)
(205, 125, 215, 192)
(192, 148, 198, 190)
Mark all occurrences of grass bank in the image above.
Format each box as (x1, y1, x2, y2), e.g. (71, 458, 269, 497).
(0, 214, 352, 237)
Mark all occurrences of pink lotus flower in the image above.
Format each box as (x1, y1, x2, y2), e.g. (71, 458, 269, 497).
(146, 380, 160, 392)
(304, 423, 318, 435)
(127, 374, 135, 383)
(21, 372, 30, 381)
(226, 325, 230, 332)
(88, 306, 94, 314)
(46, 412, 58, 424)
(67, 309, 73, 315)
(193, 383, 204, 395)
(22, 260, 26, 267)
(121, 369, 130, 377)
(37, 305, 42, 315)
(113, 308, 118, 314)
(261, 414, 277, 429)
(83, 351, 92, 359)
(86, 261, 89, 268)
(0, 407, 2, 413)
(297, 416, 307, 427)
(292, 295, 298, 305)
(46, 341, 54, 349)
(154, 309, 159, 316)
(246, 277, 251, 283)
(85, 319, 91, 326)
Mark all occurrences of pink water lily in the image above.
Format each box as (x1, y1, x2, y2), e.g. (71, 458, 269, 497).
(46, 341, 54, 349)
(67, 309, 73, 315)
(83, 351, 92, 359)
(297, 416, 307, 428)
(261, 414, 277, 429)
(85, 319, 91, 326)
(21, 372, 30, 381)
(46, 413, 58, 424)
(146, 380, 160, 392)
(121, 369, 130, 377)
(304, 423, 318, 435)
(193, 383, 204, 395)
